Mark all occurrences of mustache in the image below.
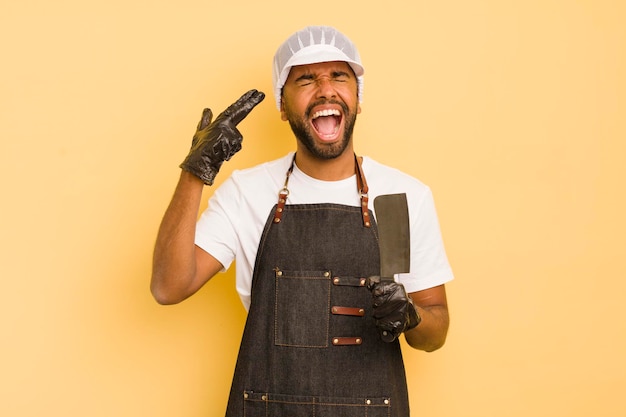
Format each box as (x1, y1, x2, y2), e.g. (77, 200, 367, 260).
(305, 99, 349, 118)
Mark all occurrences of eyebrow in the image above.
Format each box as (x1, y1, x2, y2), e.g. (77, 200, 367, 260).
(294, 70, 352, 83)
(294, 73, 315, 83)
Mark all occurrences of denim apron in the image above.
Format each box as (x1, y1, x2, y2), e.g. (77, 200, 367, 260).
(225, 156, 411, 416)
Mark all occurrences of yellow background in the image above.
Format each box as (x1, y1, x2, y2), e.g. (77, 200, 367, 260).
(1, 1, 625, 416)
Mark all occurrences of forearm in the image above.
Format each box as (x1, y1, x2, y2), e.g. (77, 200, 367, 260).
(151, 170, 205, 304)
(403, 304, 449, 352)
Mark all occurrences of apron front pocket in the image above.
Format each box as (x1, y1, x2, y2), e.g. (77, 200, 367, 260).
(243, 391, 392, 417)
(274, 269, 331, 347)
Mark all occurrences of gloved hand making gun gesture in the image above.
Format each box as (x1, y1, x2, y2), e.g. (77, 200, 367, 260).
(367, 276, 422, 342)
(180, 89, 265, 185)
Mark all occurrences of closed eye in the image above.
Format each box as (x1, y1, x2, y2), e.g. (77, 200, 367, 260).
(294, 71, 353, 87)
(295, 74, 315, 86)
(331, 71, 351, 82)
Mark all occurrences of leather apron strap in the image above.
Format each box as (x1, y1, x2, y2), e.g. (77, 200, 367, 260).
(273, 153, 371, 227)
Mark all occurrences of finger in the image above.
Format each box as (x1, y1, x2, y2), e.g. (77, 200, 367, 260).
(198, 108, 213, 130)
(366, 276, 381, 291)
(225, 89, 265, 125)
(225, 140, 243, 160)
(377, 321, 399, 342)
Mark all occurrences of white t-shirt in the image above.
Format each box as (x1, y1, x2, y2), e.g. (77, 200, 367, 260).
(196, 153, 454, 310)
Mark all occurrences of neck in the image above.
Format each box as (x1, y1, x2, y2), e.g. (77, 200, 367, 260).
(294, 147, 357, 181)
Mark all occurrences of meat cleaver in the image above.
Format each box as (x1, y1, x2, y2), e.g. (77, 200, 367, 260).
(372, 193, 411, 342)
(373, 193, 410, 279)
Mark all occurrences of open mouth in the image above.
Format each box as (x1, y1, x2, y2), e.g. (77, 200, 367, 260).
(311, 109, 342, 140)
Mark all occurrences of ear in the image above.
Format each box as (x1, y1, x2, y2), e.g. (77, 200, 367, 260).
(280, 99, 288, 121)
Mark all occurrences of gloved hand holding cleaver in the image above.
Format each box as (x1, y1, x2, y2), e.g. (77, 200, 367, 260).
(367, 193, 421, 342)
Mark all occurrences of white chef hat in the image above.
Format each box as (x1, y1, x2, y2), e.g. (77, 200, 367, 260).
(272, 25, 364, 110)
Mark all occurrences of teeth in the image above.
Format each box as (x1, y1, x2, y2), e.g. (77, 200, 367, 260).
(312, 109, 341, 119)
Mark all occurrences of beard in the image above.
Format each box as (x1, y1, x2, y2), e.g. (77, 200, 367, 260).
(284, 99, 358, 160)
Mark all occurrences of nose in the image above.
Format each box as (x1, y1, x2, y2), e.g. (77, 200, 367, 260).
(315, 76, 337, 99)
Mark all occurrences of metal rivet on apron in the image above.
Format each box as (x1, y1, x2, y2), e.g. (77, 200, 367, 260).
(333, 277, 340, 284)
(365, 221, 370, 227)
(359, 309, 364, 314)
(243, 392, 249, 399)
(356, 338, 362, 344)
(333, 338, 339, 345)
(360, 278, 366, 286)
(384, 399, 390, 405)
(323, 271, 330, 277)
(366, 399, 371, 405)
(276, 270, 283, 277)
(273, 217, 281, 223)
(262, 395, 268, 401)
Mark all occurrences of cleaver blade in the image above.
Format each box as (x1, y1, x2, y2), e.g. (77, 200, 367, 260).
(373, 193, 410, 279)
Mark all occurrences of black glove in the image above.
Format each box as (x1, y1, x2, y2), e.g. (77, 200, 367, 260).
(366, 276, 421, 342)
(180, 89, 265, 185)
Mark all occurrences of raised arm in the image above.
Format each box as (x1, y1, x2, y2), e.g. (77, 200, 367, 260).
(150, 90, 265, 304)
(150, 170, 221, 304)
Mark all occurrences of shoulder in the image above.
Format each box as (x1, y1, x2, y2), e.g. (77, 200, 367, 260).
(361, 156, 431, 201)
(215, 153, 294, 197)
(361, 156, 438, 227)
(205, 153, 295, 225)
(231, 153, 294, 185)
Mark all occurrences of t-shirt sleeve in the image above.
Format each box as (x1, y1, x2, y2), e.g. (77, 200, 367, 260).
(396, 186, 454, 292)
(194, 178, 240, 272)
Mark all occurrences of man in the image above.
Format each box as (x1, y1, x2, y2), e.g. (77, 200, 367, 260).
(152, 25, 453, 416)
